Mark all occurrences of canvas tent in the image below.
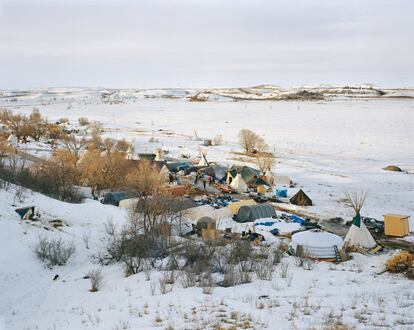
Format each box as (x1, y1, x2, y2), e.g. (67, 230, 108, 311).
(226, 166, 260, 186)
(227, 199, 257, 215)
(344, 214, 376, 249)
(15, 206, 35, 220)
(236, 203, 276, 223)
(290, 229, 344, 259)
(343, 190, 376, 250)
(290, 189, 312, 206)
(230, 174, 248, 192)
(186, 205, 216, 222)
(212, 207, 233, 222)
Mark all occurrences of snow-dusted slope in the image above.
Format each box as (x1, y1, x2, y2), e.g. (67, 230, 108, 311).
(1, 185, 414, 330)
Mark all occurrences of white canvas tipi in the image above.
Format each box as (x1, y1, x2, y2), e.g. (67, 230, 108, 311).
(344, 217, 376, 249)
(230, 173, 248, 192)
(343, 190, 376, 249)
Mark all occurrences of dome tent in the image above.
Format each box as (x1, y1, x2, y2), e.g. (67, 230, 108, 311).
(236, 203, 276, 223)
(290, 229, 344, 259)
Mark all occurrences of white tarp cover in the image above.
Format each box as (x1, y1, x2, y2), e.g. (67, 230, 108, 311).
(291, 229, 344, 259)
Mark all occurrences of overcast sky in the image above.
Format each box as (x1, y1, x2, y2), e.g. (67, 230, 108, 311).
(1, 0, 413, 89)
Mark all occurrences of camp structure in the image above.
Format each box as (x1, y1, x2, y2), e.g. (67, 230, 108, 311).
(102, 192, 128, 206)
(138, 153, 156, 161)
(230, 174, 248, 192)
(7, 133, 18, 147)
(154, 149, 164, 161)
(196, 216, 216, 235)
(185, 205, 216, 222)
(290, 189, 312, 206)
(212, 207, 233, 222)
(343, 190, 376, 249)
(262, 170, 290, 187)
(226, 166, 260, 186)
(227, 199, 257, 215)
(158, 164, 171, 183)
(199, 165, 228, 182)
(235, 203, 276, 223)
(15, 206, 35, 220)
(383, 214, 410, 237)
(290, 229, 344, 259)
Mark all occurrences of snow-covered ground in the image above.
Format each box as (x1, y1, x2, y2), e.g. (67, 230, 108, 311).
(3, 93, 413, 222)
(1, 90, 414, 329)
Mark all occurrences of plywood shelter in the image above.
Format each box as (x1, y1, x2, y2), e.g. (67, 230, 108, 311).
(384, 214, 410, 237)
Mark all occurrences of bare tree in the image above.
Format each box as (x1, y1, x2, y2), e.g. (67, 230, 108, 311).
(256, 155, 275, 175)
(238, 129, 267, 154)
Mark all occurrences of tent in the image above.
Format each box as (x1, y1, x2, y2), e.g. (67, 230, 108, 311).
(15, 206, 35, 220)
(154, 149, 164, 161)
(212, 207, 233, 222)
(7, 133, 18, 147)
(290, 189, 312, 206)
(102, 192, 128, 206)
(290, 229, 344, 259)
(235, 203, 276, 223)
(274, 175, 291, 187)
(196, 216, 216, 235)
(230, 174, 248, 192)
(185, 205, 216, 222)
(344, 214, 376, 249)
(198, 154, 209, 167)
(159, 165, 171, 183)
(227, 199, 257, 215)
(226, 166, 260, 185)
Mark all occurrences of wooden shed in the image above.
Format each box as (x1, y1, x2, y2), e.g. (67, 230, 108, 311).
(384, 214, 410, 237)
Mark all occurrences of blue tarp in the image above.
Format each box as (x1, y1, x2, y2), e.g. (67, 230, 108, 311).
(276, 188, 288, 198)
(254, 221, 276, 227)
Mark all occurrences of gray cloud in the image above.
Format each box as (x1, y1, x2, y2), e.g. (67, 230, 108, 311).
(1, 0, 413, 88)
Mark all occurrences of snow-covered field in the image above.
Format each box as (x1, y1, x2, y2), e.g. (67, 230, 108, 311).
(3, 93, 413, 221)
(1, 90, 414, 329)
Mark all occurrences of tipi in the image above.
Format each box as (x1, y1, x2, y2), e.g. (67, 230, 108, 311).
(154, 149, 163, 161)
(343, 190, 376, 249)
(230, 173, 248, 192)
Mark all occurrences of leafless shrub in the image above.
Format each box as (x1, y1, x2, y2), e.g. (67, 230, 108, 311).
(238, 265, 252, 284)
(78, 117, 89, 126)
(88, 269, 103, 292)
(59, 117, 69, 124)
(255, 260, 274, 280)
(302, 258, 314, 271)
(227, 240, 252, 264)
(159, 275, 173, 294)
(33, 236, 75, 266)
(201, 271, 213, 294)
(82, 231, 90, 250)
(278, 262, 290, 278)
(220, 265, 240, 287)
(180, 270, 197, 288)
(271, 242, 287, 265)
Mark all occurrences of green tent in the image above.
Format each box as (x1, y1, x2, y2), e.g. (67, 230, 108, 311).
(236, 204, 276, 223)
